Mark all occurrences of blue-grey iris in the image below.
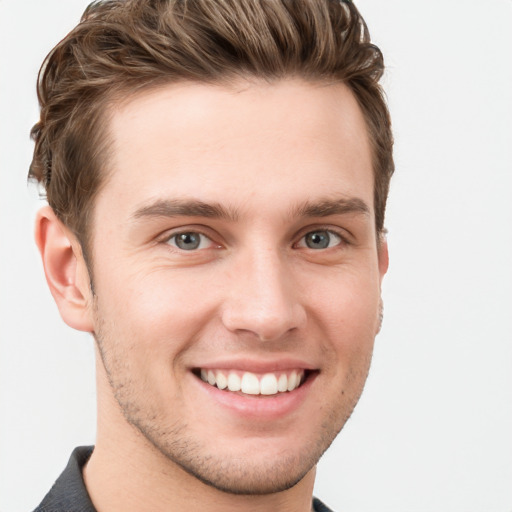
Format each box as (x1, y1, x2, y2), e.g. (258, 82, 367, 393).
(175, 232, 201, 250)
(305, 231, 330, 249)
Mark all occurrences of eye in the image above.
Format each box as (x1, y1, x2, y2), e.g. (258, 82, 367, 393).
(166, 231, 214, 251)
(297, 230, 343, 250)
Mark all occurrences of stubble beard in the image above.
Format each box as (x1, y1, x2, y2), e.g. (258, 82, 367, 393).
(92, 306, 371, 496)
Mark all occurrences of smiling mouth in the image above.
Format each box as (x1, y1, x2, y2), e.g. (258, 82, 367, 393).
(194, 368, 313, 396)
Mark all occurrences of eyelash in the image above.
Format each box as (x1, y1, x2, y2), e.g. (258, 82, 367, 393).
(160, 226, 350, 252)
(294, 228, 347, 250)
(165, 231, 217, 251)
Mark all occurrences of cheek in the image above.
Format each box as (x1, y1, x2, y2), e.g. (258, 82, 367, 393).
(308, 269, 380, 384)
(94, 267, 219, 352)
(310, 267, 381, 334)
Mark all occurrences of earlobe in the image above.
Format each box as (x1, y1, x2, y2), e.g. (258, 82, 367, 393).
(375, 236, 389, 334)
(378, 237, 389, 284)
(35, 206, 94, 332)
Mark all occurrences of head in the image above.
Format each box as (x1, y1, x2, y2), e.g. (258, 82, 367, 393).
(29, 0, 393, 260)
(31, 0, 393, 500)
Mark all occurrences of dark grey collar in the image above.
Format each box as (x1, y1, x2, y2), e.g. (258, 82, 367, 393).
(33, 446, 95, 512)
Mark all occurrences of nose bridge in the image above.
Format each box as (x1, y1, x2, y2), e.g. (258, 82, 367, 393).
(221, 244, 305, 341)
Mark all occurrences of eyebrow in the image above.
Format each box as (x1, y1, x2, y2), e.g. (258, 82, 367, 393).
(131, 196, 370, 224)
(292, 197, 371, 219)
(131, 199, 239, 222)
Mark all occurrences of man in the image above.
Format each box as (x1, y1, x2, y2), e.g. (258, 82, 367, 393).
(30, 0, 393, 510)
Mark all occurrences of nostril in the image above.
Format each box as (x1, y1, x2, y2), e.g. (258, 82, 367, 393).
(220, 271, 307, 341)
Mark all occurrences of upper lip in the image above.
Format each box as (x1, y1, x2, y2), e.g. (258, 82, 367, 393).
(191, 358, 318, 373)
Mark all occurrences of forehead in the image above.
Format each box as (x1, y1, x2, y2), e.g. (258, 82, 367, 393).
(99, 79, 374, 222)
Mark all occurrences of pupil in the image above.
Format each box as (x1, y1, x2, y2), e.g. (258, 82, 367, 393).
(176, 233, 200, 250)
(306, 231, 329, 249)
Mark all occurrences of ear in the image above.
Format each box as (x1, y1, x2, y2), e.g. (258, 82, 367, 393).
(377, 236, 389, 285)
(375, 236, 389, 334)
(35, 206, 94, 332)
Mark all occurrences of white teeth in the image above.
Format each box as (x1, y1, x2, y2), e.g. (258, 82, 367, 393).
(241, 372, 260, 395)
(287, 370, 298, 392)
(199, 369, 306, 395)
(260, 373, 278, 395)
(277, 373, 288, 392)
(216, 371, 228, 390)
(227, 372, 241, 392)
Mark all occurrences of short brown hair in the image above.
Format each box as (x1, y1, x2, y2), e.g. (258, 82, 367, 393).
(29, 0, 394, 251)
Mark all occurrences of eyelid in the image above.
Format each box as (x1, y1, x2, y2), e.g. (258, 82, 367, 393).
(293, 225, 352, 248)
(158, 225, 222, 250)
(168, 232, 214, 250)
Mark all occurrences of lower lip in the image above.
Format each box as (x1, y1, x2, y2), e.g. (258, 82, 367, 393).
(192, 372, 318, 421)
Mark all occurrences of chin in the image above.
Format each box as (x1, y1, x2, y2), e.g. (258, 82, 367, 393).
(178, 457, 312, 495)
(162, 444, 320, 495)
(130, 413, 342, 496)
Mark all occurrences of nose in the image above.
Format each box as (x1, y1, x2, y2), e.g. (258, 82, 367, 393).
(221, 249, 306, 342)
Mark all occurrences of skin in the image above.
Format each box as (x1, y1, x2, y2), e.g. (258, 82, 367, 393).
(36, 79, 388, 512)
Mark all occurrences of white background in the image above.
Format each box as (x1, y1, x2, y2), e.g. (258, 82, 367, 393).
(1, 1, 511, 511)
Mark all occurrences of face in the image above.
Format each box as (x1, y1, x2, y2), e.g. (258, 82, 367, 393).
(86, 79, 387, 494)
